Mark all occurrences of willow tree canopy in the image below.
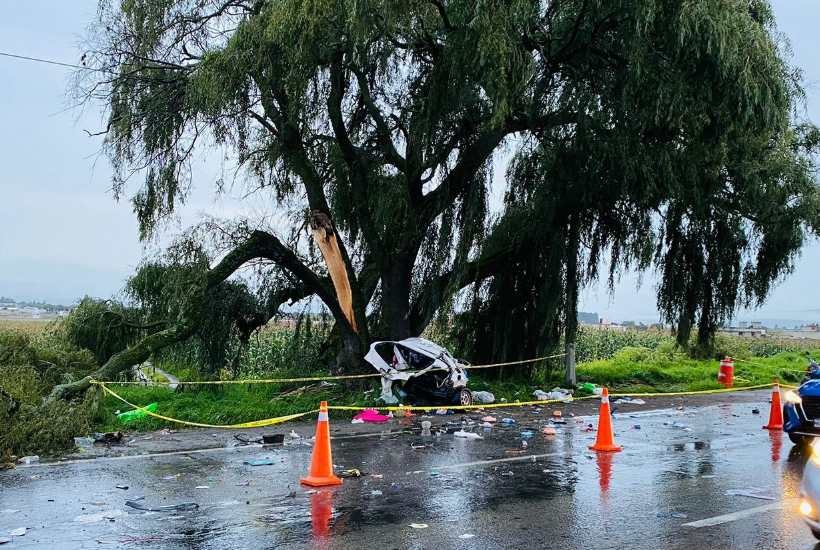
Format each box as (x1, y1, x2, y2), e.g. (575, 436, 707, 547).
(59, 0, 819, 395)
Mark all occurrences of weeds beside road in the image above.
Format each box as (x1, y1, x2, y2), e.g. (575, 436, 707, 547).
(2, 319, 819, 459)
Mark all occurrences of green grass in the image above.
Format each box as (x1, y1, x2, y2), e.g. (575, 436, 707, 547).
(93, 350, 813, 432)
(575, 349, 806, 393)
(140, 366, 170, 384)
(92, 381, 380, 432)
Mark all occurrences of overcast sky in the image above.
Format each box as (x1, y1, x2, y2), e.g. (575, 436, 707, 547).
(1, 1, 818, 324)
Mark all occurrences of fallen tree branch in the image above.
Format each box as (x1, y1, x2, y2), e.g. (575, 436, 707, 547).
(47, 231, 276, 403)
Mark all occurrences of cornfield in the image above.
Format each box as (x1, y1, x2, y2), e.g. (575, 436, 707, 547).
(0, 319, 52, 336)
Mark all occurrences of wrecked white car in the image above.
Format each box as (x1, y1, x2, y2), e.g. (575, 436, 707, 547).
(364, 338, 473, 406)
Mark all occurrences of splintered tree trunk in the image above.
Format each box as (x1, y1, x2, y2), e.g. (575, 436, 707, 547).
(310, 211, 357, 333)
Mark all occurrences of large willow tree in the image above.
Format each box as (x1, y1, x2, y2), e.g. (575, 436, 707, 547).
(53, 0, 819, 398)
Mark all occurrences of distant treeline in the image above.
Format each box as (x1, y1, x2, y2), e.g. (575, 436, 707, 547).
(578, 311, 599, 325)
(0, 297, 70, 311)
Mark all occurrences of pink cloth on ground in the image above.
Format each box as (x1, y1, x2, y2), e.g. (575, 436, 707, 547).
(353, 409, 390, 422)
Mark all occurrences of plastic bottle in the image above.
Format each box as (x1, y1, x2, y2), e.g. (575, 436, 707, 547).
(18, 456, 39, 464)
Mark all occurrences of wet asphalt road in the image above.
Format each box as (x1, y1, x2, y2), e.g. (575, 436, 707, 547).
(1, 396, 818, 549)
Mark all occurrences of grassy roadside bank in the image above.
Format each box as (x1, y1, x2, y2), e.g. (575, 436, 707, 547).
(92, 350, 808, 433)
(4, 318, 819, 458)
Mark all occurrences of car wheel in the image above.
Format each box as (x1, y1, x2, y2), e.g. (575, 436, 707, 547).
(456, 388, 473, 407)
(788, 432, 814, 446)
(811, 527, 820, 541)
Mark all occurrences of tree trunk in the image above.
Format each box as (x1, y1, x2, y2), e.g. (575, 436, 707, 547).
(564, 216, 580, 386)
(47, 322, 197, 403)
(381, 255, 414, 340)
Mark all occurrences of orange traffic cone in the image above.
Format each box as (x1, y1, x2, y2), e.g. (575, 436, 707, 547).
(763, 381, 784, 431)
(301, 401, 342, 486)
(589, 388, 622, 452)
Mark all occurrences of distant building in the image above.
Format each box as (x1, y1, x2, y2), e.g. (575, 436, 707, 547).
(581, 318, 628, 333)
(720, 321, 767, 338)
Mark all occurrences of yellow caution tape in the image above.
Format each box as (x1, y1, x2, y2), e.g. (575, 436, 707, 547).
(327, 395, 600, 413)
(460, 353, 567, 370)
(95, 353, 568, 386)
(92, 382, 317, 429)
(96, 372, 385, 385)
(607, 383, 776, 398)
(93, 379, 781, 429)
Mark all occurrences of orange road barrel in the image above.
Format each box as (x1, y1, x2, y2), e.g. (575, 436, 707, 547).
(718, 356, 734, 387)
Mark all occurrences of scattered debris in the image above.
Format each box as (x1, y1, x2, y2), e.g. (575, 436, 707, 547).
(371, 490, 383, 496)
(195, 486, 210, 489)
(534, 388, 572, 401)
(459, 534, 475, 539)
(236, 479, 252, 486)
(74, 510, 123, 523)
(752, 409, 760, 415)
(262, 434, 285, 445)
(340, 469, 362, 478)
(371, 474, 383, 479)
(429, 472, 440, 477)
(353, 409, 390, 422)
(125, 499, 199, 512)
(94, 432, 125, 444)
(115, 535, 188, 543)
(0, 537, 10, 545)
(289, 430, 301, 439)
(74, 436, 94, 447)
(8, 528, 25, 537)
(115, 485, 129, 490)
(351, 418, 365, 424)
(613, 397, 646, 405)
(453, 431, 483, 440)
(243, 460, 275, 466)
(501, 471, 514, 476)
(501, 418, 516, 425)
(657, 511, 688, 519)
(472, 391, 495, 404)
(632, 425, 641, 430)
(17, 456, 38, 465)
(725, 488, 774, 500)
(410, 523, 429, 529)
(117, 403, 158, 422)
(543, 427, 557, 435)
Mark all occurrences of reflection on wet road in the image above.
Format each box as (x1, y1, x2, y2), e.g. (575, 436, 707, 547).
(0, 400, 817, 549)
